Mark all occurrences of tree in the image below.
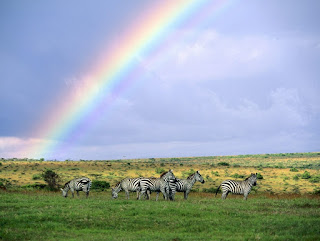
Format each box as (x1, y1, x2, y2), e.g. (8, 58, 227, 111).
(42, 169, 59, 190)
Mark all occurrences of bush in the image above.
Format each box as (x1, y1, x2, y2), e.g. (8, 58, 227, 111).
(32, 174, 42, 180)
(309, 175, 320, 183)
(301, 171, 311, 179)
(155, 168, 166, 174)
(22, 184, 47, 189)
(290, 167, 299, 172)
(41, 169, 59, 191)
(231, 173, 245, 179)
(218, 162, 230, 166)
(203, 187, 220, 193)
(91, 180, 110, 191)
(257, 173, 264, 179)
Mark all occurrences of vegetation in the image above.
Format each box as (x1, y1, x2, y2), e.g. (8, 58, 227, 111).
(0, 152, 320, 240)
(0, 191, 319, 240)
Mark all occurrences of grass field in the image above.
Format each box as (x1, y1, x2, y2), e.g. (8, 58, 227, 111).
(1, 191, 320, 241)
(1, 153, 320, 240)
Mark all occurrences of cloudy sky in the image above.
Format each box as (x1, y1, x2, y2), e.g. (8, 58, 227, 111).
(1, 0, 319, 160)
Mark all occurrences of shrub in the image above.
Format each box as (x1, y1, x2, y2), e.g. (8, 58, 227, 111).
(218, 162, 230, 166)
(91, 180, 110, 191)
(32, 174, 42, 180)
(231, 173, 245, 179)
(22, 184, 47, 189)
(290, 167, 299, 172)
(41, 169, 59, 191)
(203, 187, 220, 193)
(312, 187, 320, 195)
(301, 171, 311, 179)
(293, 175, 300, 181)
(155, 168, 166, 174)
(309, 175, 320, 183)
(257, 173, 264, 179)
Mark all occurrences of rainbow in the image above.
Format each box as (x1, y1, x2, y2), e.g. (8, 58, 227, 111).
(26, 0, 232, 159)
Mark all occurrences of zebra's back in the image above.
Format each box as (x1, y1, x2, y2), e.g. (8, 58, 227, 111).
(221, 180, 247, 194)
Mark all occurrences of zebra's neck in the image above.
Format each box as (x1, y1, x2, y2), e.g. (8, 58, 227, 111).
(187, 175, 197, 186)
(114, 183, 122, 193)
(63, 183, 71, 192)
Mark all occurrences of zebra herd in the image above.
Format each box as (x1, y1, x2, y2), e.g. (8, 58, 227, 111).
(61, 170, 258, 201)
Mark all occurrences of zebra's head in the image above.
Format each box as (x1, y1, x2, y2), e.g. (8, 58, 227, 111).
(61, 182, 70, 197)
(160, 169, 176, 182)
(111, 181, 121, 199)
(61, 187, 68, 197)
(111, 188, 118, 199)
(195, 171, 205, 184)
(247, 173, 258, 186)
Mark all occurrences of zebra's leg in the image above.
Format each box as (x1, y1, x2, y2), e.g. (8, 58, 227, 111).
(76, 190, 79, 197)
(243, 192, 248, 200)
(138, 188, 146, 200)
(86, 191, 89, 198)
(136, 190, 139, 200)
(221, 191, 229, 200)
(156, 192, 160, 201)
(160, 187, 167, 200)
(184, 190, 190, 200)
(125, 190, 130, 199)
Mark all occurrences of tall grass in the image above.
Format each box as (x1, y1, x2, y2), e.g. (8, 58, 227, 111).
(1, 191, 319, 240)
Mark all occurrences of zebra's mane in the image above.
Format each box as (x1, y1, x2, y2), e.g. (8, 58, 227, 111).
(114, 181, 120, 187)
(244, 175, 252, 181)
(187, 173, 195, 180)
(63, 181, 71, 188)
(160, 171, 169, 177)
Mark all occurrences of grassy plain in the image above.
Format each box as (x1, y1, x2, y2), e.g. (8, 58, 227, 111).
(1, 152, 320, 194)
(1, 191, 320, 240)
(1, 153, 320, 240)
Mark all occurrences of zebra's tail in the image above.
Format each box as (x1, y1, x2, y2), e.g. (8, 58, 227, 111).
(215, 184, 221, 197)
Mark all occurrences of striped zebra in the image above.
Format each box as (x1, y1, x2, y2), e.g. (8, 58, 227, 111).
(168, 171, 205, 200)
(61, 177, 91, 198)
(112, 177, 148, 199)
(139, 170, 176, 201)
(215, 173, 258, 200)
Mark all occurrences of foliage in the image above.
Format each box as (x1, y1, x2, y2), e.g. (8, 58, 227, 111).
(231, 173, 245, 179)
(290, 167, 299, 172)
(32, 174, 42, 180)
(202, 187, 220, 193)
(155, 167, 166, 174)
(301, 171, 311, 179)
(218, 162, 230, 166)
(41, 169, 59, 190)
(309, 175, 320, 183)
(257, 173, 264, 179)
(91, 180, 110, 191)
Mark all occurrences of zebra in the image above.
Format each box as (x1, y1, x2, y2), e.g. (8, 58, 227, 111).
(61, 177, 91, 198)
(139, 170, 176, 201)
(111, 177, 149, 199)
(215, 173, 258, 200)
(168, 171, 205, 200)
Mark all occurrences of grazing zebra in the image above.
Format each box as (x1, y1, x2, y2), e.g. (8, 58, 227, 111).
(61, 177, 91, 198)
(139, 170, 176, 201)
(215, 173, 258, 200)
(112, 177, 147, 199)
(168, 171, 205, 200)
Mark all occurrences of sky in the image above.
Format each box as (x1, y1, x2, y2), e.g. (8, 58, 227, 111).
(0, 0, 319, 160)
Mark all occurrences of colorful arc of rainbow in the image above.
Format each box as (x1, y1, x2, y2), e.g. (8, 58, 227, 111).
(26, 0, 229, 159)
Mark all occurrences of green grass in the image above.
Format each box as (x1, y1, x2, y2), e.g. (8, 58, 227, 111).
(1, 191, 320, 240)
